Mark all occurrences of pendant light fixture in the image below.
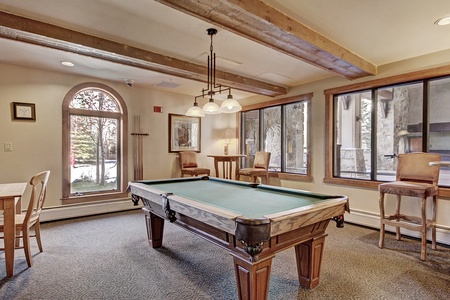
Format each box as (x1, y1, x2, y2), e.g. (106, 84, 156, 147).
(186, 28, 241, 116)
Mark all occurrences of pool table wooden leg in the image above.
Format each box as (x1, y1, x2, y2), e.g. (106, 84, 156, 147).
(233, 254, 274, 300)
(143, 207, 165, 248)
(294, 234, 327, 289)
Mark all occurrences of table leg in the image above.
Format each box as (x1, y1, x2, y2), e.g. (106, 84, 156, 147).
(233, 254, 274, 300)
(214, 159, 220, 178)
(143, 207, 164, 248)
(222, 161, 227, 178)
(4, 197, 16, 278)
(294, 234, 327, 289)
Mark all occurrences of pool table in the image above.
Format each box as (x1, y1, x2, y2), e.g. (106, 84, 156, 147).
(129, 176, 349, 300)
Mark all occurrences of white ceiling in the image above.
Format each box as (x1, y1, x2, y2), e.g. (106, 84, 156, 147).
(1, 0, 450, 102)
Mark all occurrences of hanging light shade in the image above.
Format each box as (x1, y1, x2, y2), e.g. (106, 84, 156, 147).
(186, 99, 205, 117)
(220, 94, 242, 113)
(202, 97, 221, 114)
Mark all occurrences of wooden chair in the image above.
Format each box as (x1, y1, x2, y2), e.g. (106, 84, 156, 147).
(0, 170, 50, 267)
(378, 153, 440, 260)
(179, 152, 210, 177)
(237, 151, 271, 183)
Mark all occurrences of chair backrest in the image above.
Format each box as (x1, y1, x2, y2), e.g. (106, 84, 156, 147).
(24, 171, 51, 225)
(253, 151, 271, 170)
(396, 152, 440, 184)
(179, 151, 198, 169)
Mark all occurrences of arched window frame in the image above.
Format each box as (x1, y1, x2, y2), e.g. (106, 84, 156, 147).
(62, 82, 128, 204)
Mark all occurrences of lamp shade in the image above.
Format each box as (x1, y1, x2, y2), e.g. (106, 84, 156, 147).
(220, 95, 242, 113)
(203, 98, 221, 114)
(186, 103, 205, 117)
(223, 128, 234, 140)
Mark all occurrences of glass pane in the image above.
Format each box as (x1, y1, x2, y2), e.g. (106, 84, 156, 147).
(376, 83, 423, 181)
(429, 77, 450, 186)
(242, 110, 259, 168)
(70, 115, 119, 194)
(263, 106, 281, 171)
(70, 89, 119, 112)
(334, 91, 372, 179)
(284, 101, 309, 174)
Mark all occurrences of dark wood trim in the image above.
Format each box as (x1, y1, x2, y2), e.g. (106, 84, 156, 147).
(62, 82, 128, 202)
(242, 93, 313, 111)
(324, 65, 450, 95)
(61, 192, 129, 205)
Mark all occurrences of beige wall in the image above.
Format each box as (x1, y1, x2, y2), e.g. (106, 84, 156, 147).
(0, 63, 235, 209)
(1, 47, 450, 244)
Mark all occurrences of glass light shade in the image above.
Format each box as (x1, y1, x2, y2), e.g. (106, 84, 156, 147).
(186, 103, 205, 117)
(220, 96, 242, 113)
(203, 99, 221, 114)
(435, 16, 450, 26)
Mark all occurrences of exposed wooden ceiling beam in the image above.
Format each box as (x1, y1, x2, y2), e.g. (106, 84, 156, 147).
(0, 11, 286, 97)
(156, 0, 377, 80)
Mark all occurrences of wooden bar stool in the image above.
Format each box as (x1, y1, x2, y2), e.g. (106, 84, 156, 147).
(378, 152, 441, 260)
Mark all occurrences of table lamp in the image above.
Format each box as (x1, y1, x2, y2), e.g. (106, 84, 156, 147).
(223, 128, 234, 155)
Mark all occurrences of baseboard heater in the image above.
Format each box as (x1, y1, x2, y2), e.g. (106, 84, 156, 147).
(40, 198, 141, 222)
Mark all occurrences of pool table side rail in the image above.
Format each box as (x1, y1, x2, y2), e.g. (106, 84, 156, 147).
(129, 182, 240, 234)
(267, 197, 349, 236)
(257, 184, 347, 200)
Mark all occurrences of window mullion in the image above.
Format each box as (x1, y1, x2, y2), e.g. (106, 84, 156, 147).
(281, 105, 286, 172)
(423, 80, 429, 152)
(371, 89, 377, 180)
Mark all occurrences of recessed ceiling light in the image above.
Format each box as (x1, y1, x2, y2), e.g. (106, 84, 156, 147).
(61, 61, 75, 67)
(434, 16, 450, 26)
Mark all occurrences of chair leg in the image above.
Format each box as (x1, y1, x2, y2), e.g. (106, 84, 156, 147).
(23, 227, 33, 267)
(419, 197, 428, 261)
(395, 194, 402, 241)
(431, 195, 437, 250)
(35, 221, 43, 252)
(379, 192, 385, 249)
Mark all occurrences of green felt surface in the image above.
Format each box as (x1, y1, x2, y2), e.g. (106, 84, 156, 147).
(143, 178, 336, 219)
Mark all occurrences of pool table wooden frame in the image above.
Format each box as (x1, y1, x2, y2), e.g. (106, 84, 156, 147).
(129, 177, 349, 300)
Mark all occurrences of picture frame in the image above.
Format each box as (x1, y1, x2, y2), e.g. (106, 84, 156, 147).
(12, 102, 36, 121)
(169, 113, 201, 153)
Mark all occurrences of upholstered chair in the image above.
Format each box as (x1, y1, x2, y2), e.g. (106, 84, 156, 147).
(236, 151, 271, 183)
(179, 151, 210, 177)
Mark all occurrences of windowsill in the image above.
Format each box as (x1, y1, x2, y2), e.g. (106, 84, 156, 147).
(61, 191, 129, 205)
(323, 177, 450, 198)
(270, 172, 313, 182)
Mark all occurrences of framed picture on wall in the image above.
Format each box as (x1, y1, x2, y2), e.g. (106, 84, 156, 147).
(169, 113, 201, 153)
(12, 102, 36, 121)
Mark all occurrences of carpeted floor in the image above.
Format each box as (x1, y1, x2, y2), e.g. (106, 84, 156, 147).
(0, 209, 449, 300)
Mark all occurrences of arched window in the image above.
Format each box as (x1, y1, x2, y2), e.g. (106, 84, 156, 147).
(62, 83, 128, 204)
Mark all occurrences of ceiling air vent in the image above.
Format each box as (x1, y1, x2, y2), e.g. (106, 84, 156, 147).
(153, 81, 181, 89)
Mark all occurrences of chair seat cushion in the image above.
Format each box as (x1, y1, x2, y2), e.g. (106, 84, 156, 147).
(239, 168, 268, 176)
(183, 167, 210, 176)
(379, 181, 438, 197)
